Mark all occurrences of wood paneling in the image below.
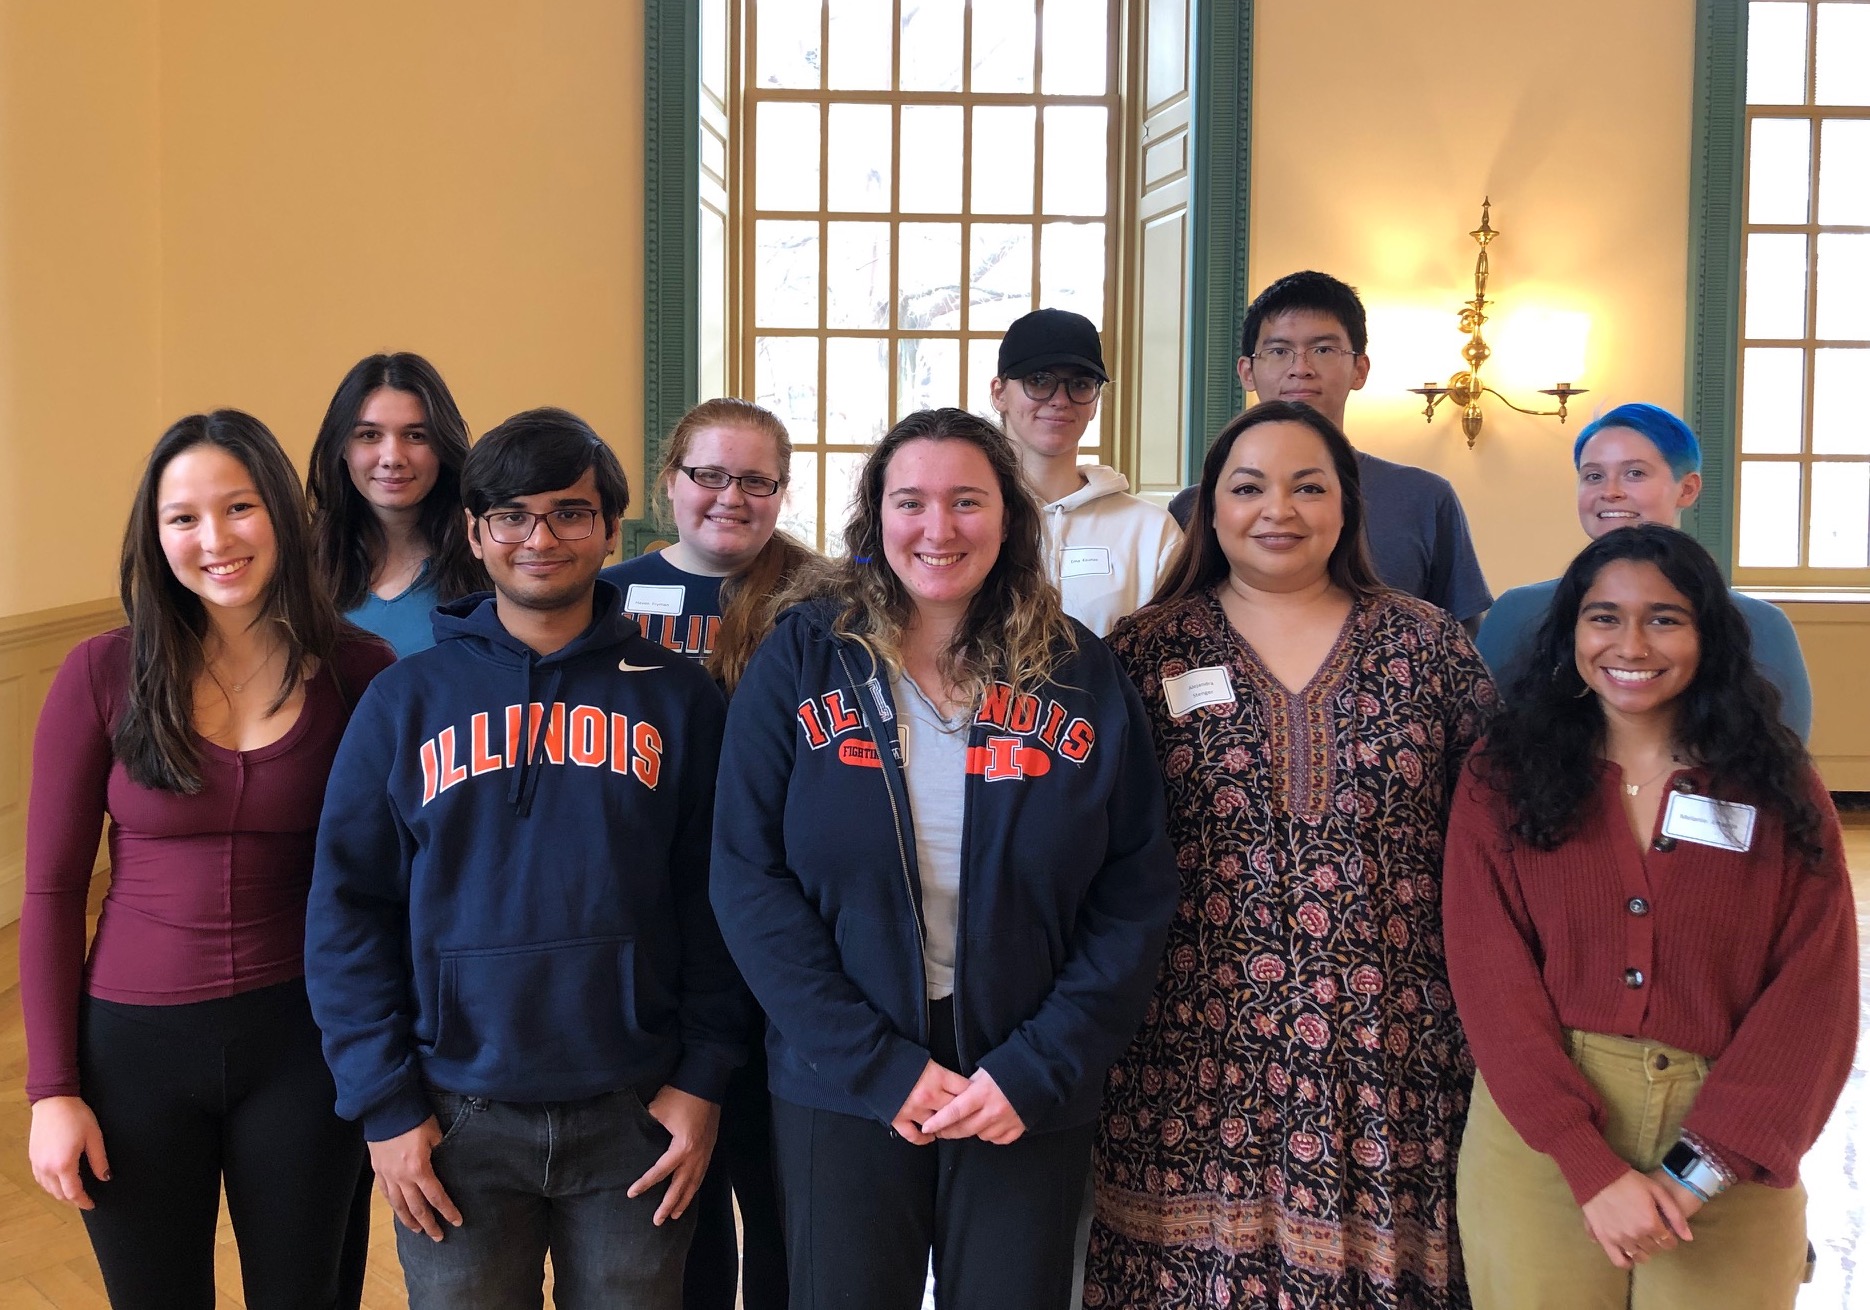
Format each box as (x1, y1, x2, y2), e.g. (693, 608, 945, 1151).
(1781, 601, 1870, 790)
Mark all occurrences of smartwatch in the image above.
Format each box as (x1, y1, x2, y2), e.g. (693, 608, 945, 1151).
(1661, 1140, 1730, 1202)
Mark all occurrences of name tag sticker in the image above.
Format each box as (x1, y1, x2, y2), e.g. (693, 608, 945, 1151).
(1060, 546, 1113, 579)
(624, 583, 685, 617)
(1661, 792, 1757, 853)
(1162, 665, 1236, 717)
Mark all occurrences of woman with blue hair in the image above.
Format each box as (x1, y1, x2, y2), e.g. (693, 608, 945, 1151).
(1475, 403, 1811, 739)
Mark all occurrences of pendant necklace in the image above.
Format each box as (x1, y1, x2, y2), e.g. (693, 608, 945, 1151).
(1621, 760, 1679, 797)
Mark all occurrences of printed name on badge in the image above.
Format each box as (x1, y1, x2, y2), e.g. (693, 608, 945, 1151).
(1660, 791, 1757, 853)
(1060, 546, 1113, 579)
(1162, 665, 1236, 717)
(624, 583, 686, 617)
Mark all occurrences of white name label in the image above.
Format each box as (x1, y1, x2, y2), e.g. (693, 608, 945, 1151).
(624, 583, 686, 617)
(1060, 546, 1113, 579)
(1162, 665, 1236, 717)
(1661, 792, 1757, 853)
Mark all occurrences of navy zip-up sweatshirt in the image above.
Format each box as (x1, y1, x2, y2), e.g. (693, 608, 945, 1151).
(306, 583, 746, 1141)
(710, 600, 1177, 1133)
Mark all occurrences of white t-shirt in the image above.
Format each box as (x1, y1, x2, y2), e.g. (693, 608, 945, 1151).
(891, 672, 969, 1001)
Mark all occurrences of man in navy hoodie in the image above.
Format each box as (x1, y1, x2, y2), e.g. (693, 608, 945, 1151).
(306, 409, 743, 1310)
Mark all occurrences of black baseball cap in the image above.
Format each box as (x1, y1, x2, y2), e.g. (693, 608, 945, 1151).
(996, 308, 1109, 382)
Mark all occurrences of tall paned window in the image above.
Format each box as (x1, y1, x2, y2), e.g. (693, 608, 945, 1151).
(740, 0, 1121, 553)
(1736, 0, 1870, 584)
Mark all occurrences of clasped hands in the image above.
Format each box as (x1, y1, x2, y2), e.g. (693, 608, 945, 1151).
(1580, 1167, 1704, 1270)
(891, 1059, 1027, 1146)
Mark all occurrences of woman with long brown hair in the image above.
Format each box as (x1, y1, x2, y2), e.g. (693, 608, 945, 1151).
(22, 411, 394, 1307)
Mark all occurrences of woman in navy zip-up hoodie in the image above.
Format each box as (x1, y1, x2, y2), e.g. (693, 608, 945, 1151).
(711, 408, 1178, 1310)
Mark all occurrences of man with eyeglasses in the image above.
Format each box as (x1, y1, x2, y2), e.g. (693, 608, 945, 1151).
(991, 308, 1183, 638)
(306, 408, 747, 1310)
(1168, 270, 1493, 633)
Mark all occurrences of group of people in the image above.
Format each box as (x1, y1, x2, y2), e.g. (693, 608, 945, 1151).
(19, 268, 1855, 1310)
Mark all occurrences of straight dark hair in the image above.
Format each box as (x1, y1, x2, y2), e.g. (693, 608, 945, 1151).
(115, 411, 346, 793)
(1147, 400, 1385, 608)
(1241, 270, 1368, 357)
(1474, 524, 1823, 863)
(306, 352, 487, 610)
(463, 407, 631, 522)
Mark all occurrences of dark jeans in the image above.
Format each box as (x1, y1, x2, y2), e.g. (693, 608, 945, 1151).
(77, 979, 367, 1310)
(396, 1085, 695, 1310)
(685, 1039, 787, 1310)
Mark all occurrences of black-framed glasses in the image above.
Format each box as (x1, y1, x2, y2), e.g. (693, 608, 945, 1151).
(480, 508, 602, 544)
(1249, 344, 1361, 368)
(1017, 372, 1105, 405)
(681, 465, 783, 497)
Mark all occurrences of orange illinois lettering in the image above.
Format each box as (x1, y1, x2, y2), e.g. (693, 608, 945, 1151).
(470, 712, 502, 775)
(1039, 701, 1068, 748)
(527, 702, 567, 765)
(823, 689, 861, 735)
(504, 704, 525, 766)
(1060, 718, 1095, 763)
(611, 714, 633, 772)
(420, 739, 440, 804)
(569, 706, 605, 767)
(798, 700, 831, 749)
(632, 722, 663, 788)
(704, 615, 722, 654)
(436, 726, 470, 792)
(984, 736, 1023, 780)
(1009, 693, 1041, 734)
(976, 682, 1012, 728)
(837, 738, 883, 768)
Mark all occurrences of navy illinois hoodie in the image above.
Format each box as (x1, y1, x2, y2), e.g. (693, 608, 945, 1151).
(710, 600, 1178, 1134)
(306, 582, 745, 1142)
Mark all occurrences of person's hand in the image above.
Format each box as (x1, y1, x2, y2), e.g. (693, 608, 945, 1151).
(628, 1087, 721, 1226)
(1581, 1169, 1693, 1269)
(890, 1060, 970, 1145)
(920, 1068, 1028, 1145)
(1647, 1167, 1707, 1224)
(368, 1118, 462, 1241)
(29, 1096, 108, 1210)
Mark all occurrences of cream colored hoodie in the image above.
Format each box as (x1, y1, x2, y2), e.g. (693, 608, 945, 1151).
(1041, 465, 1183, 638)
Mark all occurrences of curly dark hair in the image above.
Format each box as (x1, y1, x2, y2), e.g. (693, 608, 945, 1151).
(1473, 524, 1822, 863)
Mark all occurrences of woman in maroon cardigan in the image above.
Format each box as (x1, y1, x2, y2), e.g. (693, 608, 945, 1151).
(1443, 524, 1855, 1309)
(21, 411, 393, 1308)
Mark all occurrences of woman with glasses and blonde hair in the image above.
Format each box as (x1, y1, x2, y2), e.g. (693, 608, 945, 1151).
(709, 409, 1177, 1309)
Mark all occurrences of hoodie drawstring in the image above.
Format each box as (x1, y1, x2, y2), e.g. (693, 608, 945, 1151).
(505, 659, 567, 818)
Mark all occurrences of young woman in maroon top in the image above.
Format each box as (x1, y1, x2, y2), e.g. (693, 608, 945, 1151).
(1444, 524, 1855, 1308)
(21, 411, 394, 1308)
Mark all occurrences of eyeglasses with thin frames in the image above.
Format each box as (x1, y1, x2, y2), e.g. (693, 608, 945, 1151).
(479, 508, 602, 544)
(1248, 344, 1361, 368)
(1017, 372, 1105, 405)
(681, 465, 784, 498)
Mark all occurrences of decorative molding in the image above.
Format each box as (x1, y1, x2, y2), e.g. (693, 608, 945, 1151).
(1684, 0, 1745, 572)
(1183, 0, 1253, 484)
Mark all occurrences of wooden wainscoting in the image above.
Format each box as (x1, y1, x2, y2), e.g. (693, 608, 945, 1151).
(1778, 600, 1870, 792)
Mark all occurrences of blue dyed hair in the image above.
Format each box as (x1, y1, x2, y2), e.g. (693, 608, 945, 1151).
(1571, 403, 1702, 478)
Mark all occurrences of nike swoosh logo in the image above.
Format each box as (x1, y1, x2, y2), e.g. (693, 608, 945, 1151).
(618, 659, 660, 673)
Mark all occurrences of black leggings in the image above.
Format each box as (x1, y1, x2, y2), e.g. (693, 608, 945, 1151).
(684, 1037, 787, 1310)
(77, 979, 368, 1310)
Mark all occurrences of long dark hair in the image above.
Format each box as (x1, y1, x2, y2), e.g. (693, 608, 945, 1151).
(115, 411, 346, 793)
(306, 352, 486, 610)
(1148, 400, 1385, 608)
(1475, 524, 1822, 862)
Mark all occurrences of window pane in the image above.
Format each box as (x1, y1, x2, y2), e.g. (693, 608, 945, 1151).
(1748, 118, 1810, 224)
(966, 337, 1002, 417)
(755, 221, 821, 328)
(1813, 348, 1870, 454)
(823, 450, 870, 556)
(1818, 119, 1870, 224)
(826, 0, 889, 91)
(971, 107, 1036, 214)
(969, 223, 1034, 331)
(775, 449, 820, 548)
(1738, 461, 1803, 567)
(1815, 233, 1870, 339)
(701, 0, 728, 101)
(900, 0, 964, 92)
(972, 0, 1035, 92)
(1815, 3, 1870, 105)
(1747, 2, 1808, 104)
(898, 338, 961, 416)
(824, 337, 891, 444)
(900, 107, 963, 213)
(1041, 0, 1108, 94)
(1808, 461, 1870, 566)
(1042, 107, 1109, 216)
(899, 222, 964, 329)
(1744, 233, 1808, 338)
(825, 222, 890, 329)
(827, 104, 892, 212)
(756, 103, 821, 211)
(1740, 348, 1805, 453)
(756, 0, 824, 89)
(755, 337, 821, 442)
(700, 206, 727, 399)
(1040, 221, 1107, 326)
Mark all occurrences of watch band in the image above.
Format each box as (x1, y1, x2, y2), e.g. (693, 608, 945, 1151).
(1662, 1140, 1731, 1200)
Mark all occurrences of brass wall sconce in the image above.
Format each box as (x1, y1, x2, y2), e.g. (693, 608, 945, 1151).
(1408, 199, 1587, 448)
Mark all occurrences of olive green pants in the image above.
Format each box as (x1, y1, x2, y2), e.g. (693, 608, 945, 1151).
(1458, 1031, 1808, 1309)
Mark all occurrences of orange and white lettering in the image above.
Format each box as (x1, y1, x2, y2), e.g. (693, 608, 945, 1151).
(569, 705, 606, 767)
(632, 722, 663, 789)
(420, 739, 440, 804)
(470, 712, 502, 775)
(1060, 718, 1096, 763)
(798, 700, 831, 749)
(436, 726, 470, 793)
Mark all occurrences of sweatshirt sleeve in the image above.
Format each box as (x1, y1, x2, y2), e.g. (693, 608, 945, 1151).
(1441, 764, 1632, 1206)
(709, 625, 932, 1125)
(21, 638, 115, 1102)
(975, 663, 1178, 1129)
(1679, 775, 1857, 1185)
(304, 682, 433, 1142)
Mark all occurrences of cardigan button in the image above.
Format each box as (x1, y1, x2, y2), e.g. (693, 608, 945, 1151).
(1652, 835, 1676, 853)
(1624, 968, 1646, 988)
(1628, 897, 1650, 916)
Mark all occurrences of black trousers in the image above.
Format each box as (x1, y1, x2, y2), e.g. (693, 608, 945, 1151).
(76, 979, 369, 1310)
(684, 1037, 787, 1310)
(771, 998, 1095, 1310)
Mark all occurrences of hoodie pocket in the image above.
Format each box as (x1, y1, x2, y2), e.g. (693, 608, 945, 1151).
(959, 924, 1059, 1052)
(434, 937, 641, 1075)
(831, 910, 923, 1034)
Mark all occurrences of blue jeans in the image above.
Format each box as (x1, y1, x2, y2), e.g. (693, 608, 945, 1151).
(396, 1086, 695, 1310)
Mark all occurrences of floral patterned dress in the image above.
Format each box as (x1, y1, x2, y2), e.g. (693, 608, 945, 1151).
(1086, 589, 1497, 1310)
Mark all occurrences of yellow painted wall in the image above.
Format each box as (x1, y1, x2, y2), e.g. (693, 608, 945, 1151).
(1250, 0, 1696, 593)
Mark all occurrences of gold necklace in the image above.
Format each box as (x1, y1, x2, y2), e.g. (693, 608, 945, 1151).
(209, 646, 277, 695)
(1620, 761, 1679, 797)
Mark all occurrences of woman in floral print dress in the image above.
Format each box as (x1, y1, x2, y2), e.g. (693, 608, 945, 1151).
(1085, 401, 1496, 1309)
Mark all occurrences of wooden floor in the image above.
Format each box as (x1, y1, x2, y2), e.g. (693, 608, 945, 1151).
(3, 815, 1868, 1308)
